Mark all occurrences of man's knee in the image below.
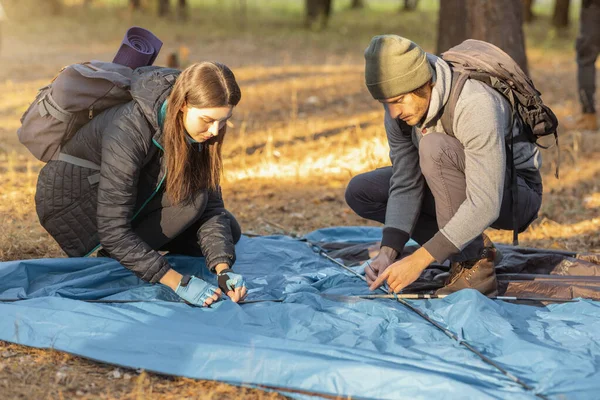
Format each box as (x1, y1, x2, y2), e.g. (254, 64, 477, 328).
(418, 133, 464, 177)
(344, 173, 369, 213)
(345, 169, 391, 224)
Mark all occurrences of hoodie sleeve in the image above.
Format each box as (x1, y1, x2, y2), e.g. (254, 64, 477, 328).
(96, 104, 172, 283)
(382, 110, 425, 254)
(197, 187, 236, 272)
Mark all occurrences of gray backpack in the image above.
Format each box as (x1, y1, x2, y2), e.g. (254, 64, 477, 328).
(18, 61, 134, 162)
(440, 39, 559, 147)
(440, 40, 559, 245)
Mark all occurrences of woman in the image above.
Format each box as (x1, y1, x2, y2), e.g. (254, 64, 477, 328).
(35, 62, 246, 307)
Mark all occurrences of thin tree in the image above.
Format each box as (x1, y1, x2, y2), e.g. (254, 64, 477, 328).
(158, 0, 169, 17)
(437, 0, 528, 74)
(552, 0, 571, 28)
(305, 0, 333, 30)
(129, 0, 141, 11)
(402, 0, 419, 11)
(177, 0, 188, 21)
(351, 0, 364, 9)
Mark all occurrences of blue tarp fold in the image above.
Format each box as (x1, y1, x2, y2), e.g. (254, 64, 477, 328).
(1, 227, 598, 399)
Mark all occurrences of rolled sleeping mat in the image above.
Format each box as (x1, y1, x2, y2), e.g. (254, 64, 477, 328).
(112, 26, 163, 69)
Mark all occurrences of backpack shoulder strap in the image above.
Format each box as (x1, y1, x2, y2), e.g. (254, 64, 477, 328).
(440, 70, 469, 138)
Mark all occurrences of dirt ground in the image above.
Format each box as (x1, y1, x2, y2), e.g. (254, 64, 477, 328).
(0, 0, 599, 399)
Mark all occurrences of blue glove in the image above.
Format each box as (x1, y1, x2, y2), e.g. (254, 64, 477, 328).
(217, 268, 246, 293)
(175, 275, 221, 307)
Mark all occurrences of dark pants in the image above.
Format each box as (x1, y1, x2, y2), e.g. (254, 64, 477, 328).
(131, 188, 241, 256)
(345, 133, 543, 262)
(577, 0, 600, 114)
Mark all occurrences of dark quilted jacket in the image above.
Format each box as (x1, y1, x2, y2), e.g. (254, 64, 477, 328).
(35, 67, 236, 283)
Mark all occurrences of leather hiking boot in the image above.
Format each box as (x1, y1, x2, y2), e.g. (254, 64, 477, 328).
(436, 236, 500, 297)
(566, 113, 598, 131)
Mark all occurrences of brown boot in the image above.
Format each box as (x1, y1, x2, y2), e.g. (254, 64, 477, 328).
(566, 113, 598, 131)
(435, 237, 500, 297)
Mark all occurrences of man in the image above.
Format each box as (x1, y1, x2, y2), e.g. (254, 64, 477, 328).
(572, 0, 599, 131)
(345, 35, 543, 296)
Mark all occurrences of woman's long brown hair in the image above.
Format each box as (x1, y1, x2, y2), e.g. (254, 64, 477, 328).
(162, 62, 241, 205)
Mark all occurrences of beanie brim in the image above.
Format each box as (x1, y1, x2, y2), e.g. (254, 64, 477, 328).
(366, 57, 434, 100)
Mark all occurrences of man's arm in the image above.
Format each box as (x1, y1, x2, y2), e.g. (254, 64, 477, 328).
(422, 89, 509, 263)
(382, 110, 424, 255)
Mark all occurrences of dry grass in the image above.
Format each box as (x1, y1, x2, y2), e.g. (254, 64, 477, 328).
(0, 0, 599, 398)
(0, 341, 289, 399)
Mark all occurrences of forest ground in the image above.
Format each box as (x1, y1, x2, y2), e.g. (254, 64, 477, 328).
(0, 1, 598, 398)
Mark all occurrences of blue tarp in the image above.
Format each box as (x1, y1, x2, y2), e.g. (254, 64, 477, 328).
(0, 227, 599, 399)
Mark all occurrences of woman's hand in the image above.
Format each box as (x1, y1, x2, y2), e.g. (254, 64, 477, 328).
(215, 264, 247, 303)
(174, 275, 222, 307)
(161, 270, 221, 307)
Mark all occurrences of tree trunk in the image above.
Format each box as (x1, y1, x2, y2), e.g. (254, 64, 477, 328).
(467, 0, 528, 74)
(436, 0, 468, 54)
(523, 0, 535, 23)
(351, 0, 364, 9)
(552, 0, 570, 28)
(304, 0, 333, 30)
(438, 0, 528, 75)
(323, 0, 332, 29)
(158, 0, 169, 17)
(403, 0, 419, 11)
(177, 0, 188, 21)
(129, 0, 141, 10)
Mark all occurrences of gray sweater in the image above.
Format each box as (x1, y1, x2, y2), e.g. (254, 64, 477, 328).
(382, 54, 542, 262)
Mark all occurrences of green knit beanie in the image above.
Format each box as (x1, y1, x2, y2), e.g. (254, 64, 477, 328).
(364, 35, 433, 100)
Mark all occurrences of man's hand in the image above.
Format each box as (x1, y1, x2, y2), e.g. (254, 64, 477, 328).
(364, 246, 398, 285)
(369, 247, 435, 293)
(216, 264, 247, 303)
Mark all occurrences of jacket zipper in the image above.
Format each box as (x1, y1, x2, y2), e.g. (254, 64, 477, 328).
(84, 138, 166, 257)
(131, 139, 166, 220)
